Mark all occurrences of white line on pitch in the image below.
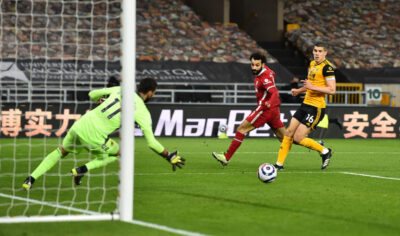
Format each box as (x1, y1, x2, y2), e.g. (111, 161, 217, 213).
(128, 219, 208, 236)
(135, 171, 342, 176)
(182, 151, 400, 154)
(340, 172, 400, 181)
(0, 192, 97, 215)
(0, 193, 208, 235)
(135, 171, 400, 181)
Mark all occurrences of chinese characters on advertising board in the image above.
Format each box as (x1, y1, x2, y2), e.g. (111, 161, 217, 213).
(1, 104, 399, 138)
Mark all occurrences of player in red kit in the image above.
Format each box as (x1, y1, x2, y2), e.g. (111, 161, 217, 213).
(212, 52, 286, 166)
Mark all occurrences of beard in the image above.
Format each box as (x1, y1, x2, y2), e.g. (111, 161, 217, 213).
(252, 68, 262, 75)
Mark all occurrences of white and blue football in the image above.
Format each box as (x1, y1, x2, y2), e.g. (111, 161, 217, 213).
(257, 163, 277, 183)
(218, 124, 227, 132)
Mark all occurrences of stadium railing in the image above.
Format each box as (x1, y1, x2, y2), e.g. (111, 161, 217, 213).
(1, 82, 394, 107)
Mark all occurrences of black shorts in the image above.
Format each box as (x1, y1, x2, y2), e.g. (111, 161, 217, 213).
(293, 103, 325, 129)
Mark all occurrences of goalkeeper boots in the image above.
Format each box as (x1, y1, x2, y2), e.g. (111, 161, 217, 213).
(22, 176, 35, 190)
(71, 166, 88, 185)
(321, 148, 333, 170)
(212, 152, 229, 166)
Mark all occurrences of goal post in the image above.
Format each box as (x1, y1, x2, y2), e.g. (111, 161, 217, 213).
(119, 0, 136, 222)
(0, 0, 135, 223)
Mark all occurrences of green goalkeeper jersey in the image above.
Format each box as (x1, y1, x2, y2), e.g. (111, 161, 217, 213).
(72, 86, 164, 153)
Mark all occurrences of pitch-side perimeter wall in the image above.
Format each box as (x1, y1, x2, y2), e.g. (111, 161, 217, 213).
(1, 103, 399, 139)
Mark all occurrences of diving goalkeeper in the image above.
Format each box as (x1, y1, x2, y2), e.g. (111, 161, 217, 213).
(22, 77, 185, 190)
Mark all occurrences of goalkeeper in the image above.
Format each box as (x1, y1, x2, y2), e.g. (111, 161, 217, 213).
(22, 77, 185, 190)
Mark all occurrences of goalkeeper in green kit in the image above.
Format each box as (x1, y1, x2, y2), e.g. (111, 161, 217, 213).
(22, 78, 185, 190)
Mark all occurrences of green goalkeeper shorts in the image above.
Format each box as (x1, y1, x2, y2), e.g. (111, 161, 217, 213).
(62, 127, 119, 157)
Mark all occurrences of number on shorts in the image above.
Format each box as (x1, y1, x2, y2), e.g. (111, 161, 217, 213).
(305, 114, 314, 123)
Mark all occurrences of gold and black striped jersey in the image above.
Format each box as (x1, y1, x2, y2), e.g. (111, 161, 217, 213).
(304, 59, 335, 108)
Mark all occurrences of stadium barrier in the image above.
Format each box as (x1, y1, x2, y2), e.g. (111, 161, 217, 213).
(3, 84, 394, 106)
(332, 83, 363, 104)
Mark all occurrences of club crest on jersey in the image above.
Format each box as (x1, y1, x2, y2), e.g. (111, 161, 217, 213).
(102, 143, 110, 151)
(308, 72, 316, 80)
(264, 79, 272, 84)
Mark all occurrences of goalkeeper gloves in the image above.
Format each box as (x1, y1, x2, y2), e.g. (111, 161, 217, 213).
(165, 151, 185, 171)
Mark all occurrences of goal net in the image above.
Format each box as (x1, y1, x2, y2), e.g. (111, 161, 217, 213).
(0, 0, 134, 222)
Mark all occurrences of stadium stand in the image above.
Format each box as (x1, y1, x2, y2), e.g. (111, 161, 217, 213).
(136, 0, 276, 63)
(2, 0, 399, 70)
(0, 0, 276, 64)
(0, 0, 121, 60)
(284, 0, 400, 69)
(0, 0, 296, 104)
(1, 0, 397, 105)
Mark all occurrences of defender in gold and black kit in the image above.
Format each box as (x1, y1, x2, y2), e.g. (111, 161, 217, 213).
(274, 42, 336, 170)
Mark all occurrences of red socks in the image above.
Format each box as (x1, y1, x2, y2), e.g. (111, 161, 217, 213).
(225, 132, 245, 161)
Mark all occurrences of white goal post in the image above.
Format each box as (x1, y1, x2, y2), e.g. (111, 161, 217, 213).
(119, 0, 135, 222)
(0, 0, 135, 223)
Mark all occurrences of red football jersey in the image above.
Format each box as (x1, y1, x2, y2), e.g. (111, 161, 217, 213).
(254, 65, 281, 109)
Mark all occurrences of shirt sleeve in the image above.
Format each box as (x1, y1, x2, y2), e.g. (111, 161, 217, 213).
(265, 86, 281, 108)
(323, 65, 335, 81)
(88, 87, 119, 102)
(135, 101, 165, 154)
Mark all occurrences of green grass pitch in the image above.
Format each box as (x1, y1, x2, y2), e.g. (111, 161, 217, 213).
(1, 137, 400, 236)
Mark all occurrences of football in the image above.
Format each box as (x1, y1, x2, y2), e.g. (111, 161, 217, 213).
(257, 163, 277, 183)
(218, 124, 227, 132)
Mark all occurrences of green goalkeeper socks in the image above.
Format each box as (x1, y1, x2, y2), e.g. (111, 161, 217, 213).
(30, 148, 118, 179)
(31, 148, 62, 180)
(85, 156, 118, 171)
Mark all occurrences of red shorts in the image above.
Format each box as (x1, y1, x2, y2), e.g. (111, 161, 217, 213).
(245, 106, 284, 129)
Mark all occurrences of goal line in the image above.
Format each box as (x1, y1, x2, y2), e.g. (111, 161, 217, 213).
(0, 192, 118, 223)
